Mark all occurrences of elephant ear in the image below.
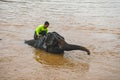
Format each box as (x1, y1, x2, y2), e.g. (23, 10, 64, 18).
(45, 32, 56, 46)
(45, 32, 64, 47)
(52, 32, 64, 41)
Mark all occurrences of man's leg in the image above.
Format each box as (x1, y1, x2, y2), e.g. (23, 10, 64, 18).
(34, 31, 37, 40)
(34, 36, 45, 48)
(37, 36, 45, 48)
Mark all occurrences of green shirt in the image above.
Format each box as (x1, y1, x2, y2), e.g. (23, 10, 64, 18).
(35, 25, 48, 36)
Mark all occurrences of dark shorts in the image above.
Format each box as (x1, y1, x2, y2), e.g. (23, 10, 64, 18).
(34, 31, 47, 40)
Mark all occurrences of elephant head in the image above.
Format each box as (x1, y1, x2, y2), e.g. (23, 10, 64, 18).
(44, 32, 90, 55)
(25, 32, 90, 55)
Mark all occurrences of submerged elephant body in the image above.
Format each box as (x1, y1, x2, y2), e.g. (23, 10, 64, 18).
(25, 32, 90, 55)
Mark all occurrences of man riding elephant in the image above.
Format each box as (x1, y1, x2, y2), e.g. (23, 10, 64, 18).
(33, 21, 49, 48)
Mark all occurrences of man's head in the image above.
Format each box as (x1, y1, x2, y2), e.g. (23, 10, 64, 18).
(44, 21, 49, 28)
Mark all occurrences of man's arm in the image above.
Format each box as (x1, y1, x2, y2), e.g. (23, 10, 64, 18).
(36, 25, 42, 36)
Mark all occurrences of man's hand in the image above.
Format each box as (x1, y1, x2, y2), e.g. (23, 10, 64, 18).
(37, 35, 40, 39)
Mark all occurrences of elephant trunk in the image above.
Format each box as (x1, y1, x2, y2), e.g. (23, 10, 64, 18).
(62, 43, 90, 55)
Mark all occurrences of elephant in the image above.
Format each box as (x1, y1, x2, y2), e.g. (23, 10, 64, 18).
(25, 32, 90, 55)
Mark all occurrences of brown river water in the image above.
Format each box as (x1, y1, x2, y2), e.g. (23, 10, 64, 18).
(0, 0, 120, 80)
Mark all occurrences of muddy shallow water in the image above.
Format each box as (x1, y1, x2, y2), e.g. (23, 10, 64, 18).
(0, 0, 120, 80)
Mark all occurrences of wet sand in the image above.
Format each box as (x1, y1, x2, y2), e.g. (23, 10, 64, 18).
(0, 0, 120, 80)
